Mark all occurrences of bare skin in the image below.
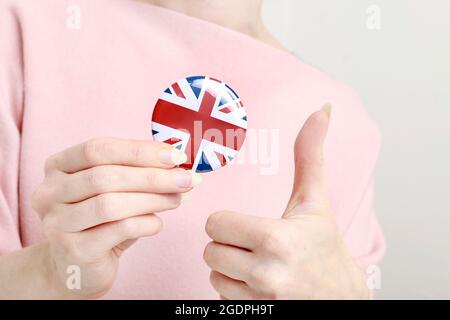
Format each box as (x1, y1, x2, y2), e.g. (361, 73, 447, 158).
(0, 140, 202, 299)
(0, 1, 369, 299)
(204, 107, 369, 299)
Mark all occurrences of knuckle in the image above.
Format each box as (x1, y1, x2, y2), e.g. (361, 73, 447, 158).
(258, 225, 294, 260)
(259, 227, 285, 253)
(85, 167, 110, 191)
(128, 143, 144, 163)
(31, 185, 54, 215)
(83, 138, 109, 165)
(92, 194, 116, 221)
(82, 139, 99, 164)
(145, 169, 159, 186)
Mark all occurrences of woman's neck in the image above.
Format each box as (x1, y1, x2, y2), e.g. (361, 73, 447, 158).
(139, 0, 288, 51)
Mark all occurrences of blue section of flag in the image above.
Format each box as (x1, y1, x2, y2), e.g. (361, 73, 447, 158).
(196, 152, 213, 173)
(186, 76, 205, 99)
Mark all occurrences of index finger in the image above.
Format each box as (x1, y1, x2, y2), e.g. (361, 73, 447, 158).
(46, 138, 187, 173)
(205, 211, 269, 250)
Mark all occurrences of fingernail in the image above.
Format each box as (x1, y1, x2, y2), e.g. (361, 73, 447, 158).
(180, 192, 191, 202)
(322, 103, 332, 118)
(191, 171, 203, 187)
(175, 171, 193, 188)
(174, 170, 203, 188)
(160, 148, 187, 166)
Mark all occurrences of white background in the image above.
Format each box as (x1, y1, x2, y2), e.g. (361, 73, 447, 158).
(262, 0, 450, 299)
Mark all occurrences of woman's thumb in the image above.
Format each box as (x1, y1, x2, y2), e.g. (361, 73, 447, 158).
(283, 104, 331, 217)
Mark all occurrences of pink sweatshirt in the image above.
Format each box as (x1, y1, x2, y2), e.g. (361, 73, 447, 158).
(0, 0, 385, 299)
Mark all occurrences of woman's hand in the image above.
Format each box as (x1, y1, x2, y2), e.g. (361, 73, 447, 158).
(203, 107, 369, 300)
(32, 138, 201, 299)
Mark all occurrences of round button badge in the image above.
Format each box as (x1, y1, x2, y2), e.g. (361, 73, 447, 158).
(151, 76, 247, 173)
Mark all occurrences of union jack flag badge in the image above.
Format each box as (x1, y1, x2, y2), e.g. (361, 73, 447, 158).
(151, 76, 247, 173)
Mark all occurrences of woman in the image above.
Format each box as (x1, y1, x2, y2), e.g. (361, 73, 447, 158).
(0, 0, 384, 299)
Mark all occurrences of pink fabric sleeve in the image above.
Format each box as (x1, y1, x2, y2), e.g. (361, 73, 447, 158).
(350, 182, 385, 268)
(329, 86, 385, 270)
(0, 3, 24, 254)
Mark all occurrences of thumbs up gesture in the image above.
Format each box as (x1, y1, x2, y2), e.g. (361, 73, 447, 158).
(203, 106, 369, 300)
